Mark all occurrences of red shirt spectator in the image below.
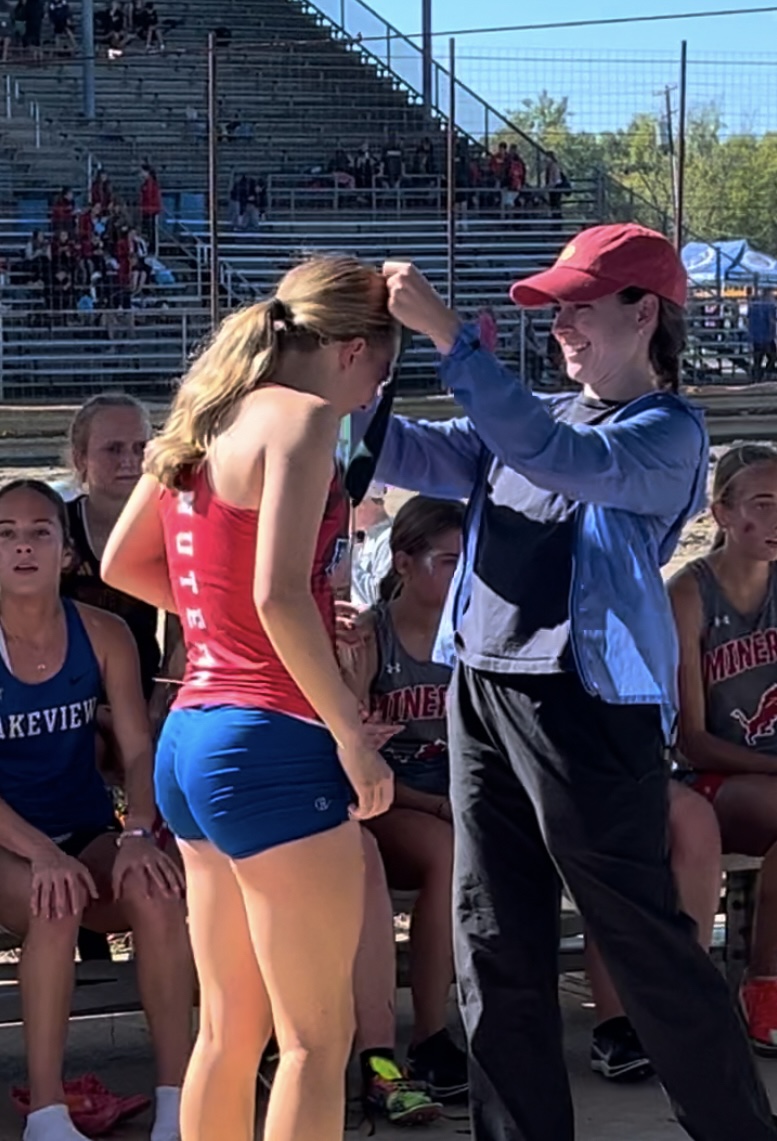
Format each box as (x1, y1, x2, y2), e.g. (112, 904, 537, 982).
(489, 143, 509, 186)
(51, 187, 75, 233)
(139, 165, 162, 218)
(507, 148, 527, 192)
(116, 228, 132, 287)
(77, 209, 94, 259)
(90, 171, 113, 211)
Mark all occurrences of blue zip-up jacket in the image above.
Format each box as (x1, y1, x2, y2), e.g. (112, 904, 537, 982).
(353, 323, 709, 740)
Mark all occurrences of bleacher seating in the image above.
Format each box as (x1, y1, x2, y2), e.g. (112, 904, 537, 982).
(0, 0, 610, 396)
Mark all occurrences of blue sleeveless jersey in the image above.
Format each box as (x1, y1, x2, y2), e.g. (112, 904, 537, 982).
(0, 599, 115, 838)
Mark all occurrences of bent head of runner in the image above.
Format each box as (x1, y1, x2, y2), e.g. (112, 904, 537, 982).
(69, 392, 151, 507)
(0, 479, 72, 600)
(146, 254, 400, 489)
(511, 223, 688, 396)
(710, 445, 777, 562)
(380, 495, 464, 609)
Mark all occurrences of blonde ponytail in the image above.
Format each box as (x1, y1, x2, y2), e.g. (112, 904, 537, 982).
(145, 255, 396, 490)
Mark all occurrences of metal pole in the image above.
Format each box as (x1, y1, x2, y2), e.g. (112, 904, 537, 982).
(663, 85, 678, 238)
(82, 0, 96, 122)
(519, 309, 527, 388)
(422, 0, 433, 112)
(676, 40, 688, 254)
(446, 38, 456, 309)
(207, 31, 220, 328)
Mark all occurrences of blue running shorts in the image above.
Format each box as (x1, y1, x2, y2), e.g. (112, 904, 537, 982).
(155, 705, 352, 860)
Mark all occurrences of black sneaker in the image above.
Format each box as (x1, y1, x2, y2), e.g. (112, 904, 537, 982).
(406, 1029, 469, 1103)
(591, 1016, 653, 1083)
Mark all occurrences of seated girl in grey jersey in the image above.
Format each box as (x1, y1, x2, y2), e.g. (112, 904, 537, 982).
(670, 445, 777, 1054)
(341, 495, 468, 1104)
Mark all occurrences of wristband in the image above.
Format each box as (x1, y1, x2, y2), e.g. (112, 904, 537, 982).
(116, 828, 154, 848)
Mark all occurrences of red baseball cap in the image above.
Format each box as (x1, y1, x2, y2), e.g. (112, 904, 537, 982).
(509, 223, 687, 309)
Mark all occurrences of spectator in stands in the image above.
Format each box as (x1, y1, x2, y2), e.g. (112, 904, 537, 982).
(507, 143, 527, 192)
(125, 0, 142, 38)
(354, 141, 378, 194)
(12, 0, 25, 53)
(90, 169, 113, 212)
(489, 141, 509, 188)
(76, 206, 96, 285)
(351, 482, 393, 608)
(48, 0, 75, 52)
(114, 223, 132, 305)
(139, 162, 162, 255)
(544, 150, 568, 224)
(340, 496, 469, 1105)
(381, 133, 404, 190)
(0, 0, 13, 61)
(51, 229, 76, 314)
(329, 140, 355, 191)
(50, 187, 75, 235)
(669, 444, 777, 1054)
(413, 137, 436, 180)
(128, 227, 151, 294)
(747, 288, 776, 381)
(0, 478, 193, 1141)
(23, 0, 42, 59)
(22, 229, 51, 290)
(232, 173, 264, 230)
(138, 0, 163, 51)
(105, 0, 125, 55)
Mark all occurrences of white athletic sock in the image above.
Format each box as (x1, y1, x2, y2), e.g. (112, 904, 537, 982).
(150, 1085, 182, 1141)
(23, 1104, 90, 1141)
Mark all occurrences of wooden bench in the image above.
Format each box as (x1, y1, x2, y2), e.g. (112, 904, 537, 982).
(391, 852, 765, 993)
(0, 853, 761, 1026)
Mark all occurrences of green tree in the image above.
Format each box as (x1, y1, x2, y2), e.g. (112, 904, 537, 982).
(494, 93, 777, 254)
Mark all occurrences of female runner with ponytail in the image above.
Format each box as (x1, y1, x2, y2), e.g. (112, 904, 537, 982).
(101, 255, 398, 1141)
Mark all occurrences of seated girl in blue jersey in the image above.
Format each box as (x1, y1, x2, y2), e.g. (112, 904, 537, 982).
(0, 479, 194, 1141)
(341, 495, 469, 1104)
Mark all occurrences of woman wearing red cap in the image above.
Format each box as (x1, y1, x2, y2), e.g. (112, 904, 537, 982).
(350, 223, 777, 1141)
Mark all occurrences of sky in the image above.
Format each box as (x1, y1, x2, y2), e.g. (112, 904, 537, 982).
(331, 0, 777, 133)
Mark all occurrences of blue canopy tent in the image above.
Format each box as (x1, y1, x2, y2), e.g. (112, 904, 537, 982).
(682, 239, 777, 289)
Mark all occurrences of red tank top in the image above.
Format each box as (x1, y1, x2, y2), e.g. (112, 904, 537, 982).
(159, 463, 350, 722)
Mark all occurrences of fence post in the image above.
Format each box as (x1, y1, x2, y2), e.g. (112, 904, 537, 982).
(340, 0, 345, 28)
(181, 311, 188, 370)
(676, 40, 688, 253)
(4, 75, 10, 119)
(484, 107, 489, 155)
(386, 29, 391, 70)
(520, 309, 527, 389)
(207, 30, 220, 329)
(34, 104, 40, 149)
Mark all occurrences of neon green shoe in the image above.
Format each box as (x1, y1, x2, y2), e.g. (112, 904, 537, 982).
(364, 1055, 443, 1126)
